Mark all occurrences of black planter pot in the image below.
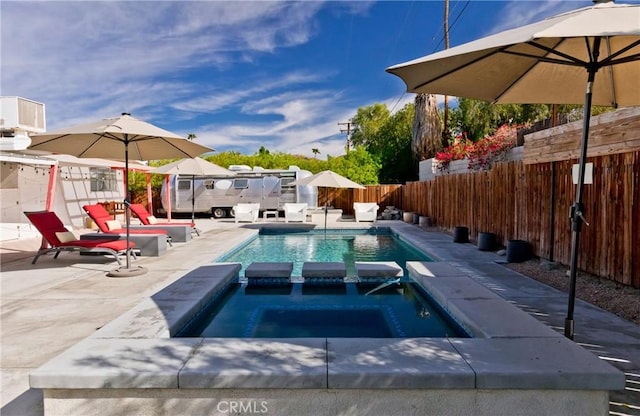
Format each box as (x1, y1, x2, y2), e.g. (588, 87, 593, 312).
(477, 232, 497, 251)
(453, 226, 469, 243)
(506, 240, 531, 263)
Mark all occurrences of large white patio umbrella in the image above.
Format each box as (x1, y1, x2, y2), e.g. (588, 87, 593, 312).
(386, 1, 640, 339)
(291, 170, 365, 229)
(28, 113, 213, 277)
(150, 157, 235, 223)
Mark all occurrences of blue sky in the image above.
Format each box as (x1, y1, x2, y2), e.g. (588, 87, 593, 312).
(2, 0, 608, 159)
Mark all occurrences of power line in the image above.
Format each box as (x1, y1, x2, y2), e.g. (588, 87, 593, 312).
(431, 0, 471, 53)
(390, 0, 473, 112)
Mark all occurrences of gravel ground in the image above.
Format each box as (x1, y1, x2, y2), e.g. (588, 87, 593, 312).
(505, 258, 640, 325)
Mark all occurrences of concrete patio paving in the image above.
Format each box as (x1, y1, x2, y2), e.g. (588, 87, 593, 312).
(1, 217, 638, 415)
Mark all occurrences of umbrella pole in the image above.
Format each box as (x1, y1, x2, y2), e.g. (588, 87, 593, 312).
(124, 139, 132, 269)
(564, 61, 598, 340)
(324, 188, 328, 231)
(191, 175, 196, 224)
(108, 133, 147, 277)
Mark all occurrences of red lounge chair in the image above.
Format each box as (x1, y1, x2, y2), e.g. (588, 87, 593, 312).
(129, 204, 200, 236)
(24, 211, 135, 265)
(82, 204, 173, 246)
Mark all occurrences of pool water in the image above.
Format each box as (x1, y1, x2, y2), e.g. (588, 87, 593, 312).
(179, 282, 469, 338)
(217, 228, 432, 277)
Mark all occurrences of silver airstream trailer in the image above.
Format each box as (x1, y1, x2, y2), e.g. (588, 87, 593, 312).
(160, 165, 317, 218)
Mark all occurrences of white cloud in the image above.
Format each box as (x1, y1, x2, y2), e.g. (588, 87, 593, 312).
(1, 1, 333, 129)
(489, 1, 592, 34)
(0, 0, 382, 160)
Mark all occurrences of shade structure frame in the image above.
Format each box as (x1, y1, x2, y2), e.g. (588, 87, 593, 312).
(149, 158, 235, 224)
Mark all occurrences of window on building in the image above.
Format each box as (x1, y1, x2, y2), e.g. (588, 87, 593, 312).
(90, 168, 118, 192)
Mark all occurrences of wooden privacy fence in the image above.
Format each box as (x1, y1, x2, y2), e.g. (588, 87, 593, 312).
(402, 152, 640, 288)
(323, 185, 403, 215)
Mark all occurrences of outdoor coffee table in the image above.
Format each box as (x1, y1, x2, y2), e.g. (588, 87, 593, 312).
(263, 210, 279, 221)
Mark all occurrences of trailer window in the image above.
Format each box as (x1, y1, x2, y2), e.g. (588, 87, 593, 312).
(281, 177, 295, 187)
(90, 168, 118, 192)
(178, 180, 191, 190)
(233, 179, 249, 189)
(204, 179, 215, 190)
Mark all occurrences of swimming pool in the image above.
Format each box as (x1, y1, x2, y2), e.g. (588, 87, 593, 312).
(180, 228, 463, 338)
(217, 228, 432, 278)
(178, 282, 469, 338)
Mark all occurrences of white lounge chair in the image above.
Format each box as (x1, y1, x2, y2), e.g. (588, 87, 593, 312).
(283, 203, 308, 223)
(354, 202, 379, 222)
(234, 203, 260, 223)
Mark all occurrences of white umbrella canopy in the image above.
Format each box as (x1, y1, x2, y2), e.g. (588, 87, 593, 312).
(27, 113, 212, 160)
(387, 2, 640, 106)
(291, 170, 365, 229)
(28, 113, 213, 277)
(150, 158, 235, 222)
(386, 1, 640, 339)
(150, 157, 235, 176)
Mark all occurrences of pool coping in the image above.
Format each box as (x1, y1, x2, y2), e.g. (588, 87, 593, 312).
(29, 223, 625, 406)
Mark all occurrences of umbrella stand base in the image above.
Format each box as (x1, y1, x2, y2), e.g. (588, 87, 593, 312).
(107, 265, 148, 278)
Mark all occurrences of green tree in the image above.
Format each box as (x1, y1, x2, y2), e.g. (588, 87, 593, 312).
(350, 102, 416, 184)
(312, 148, 320, 158)
(376, 103, 416, 183)
(350, 103, 390, 148)
(327, 146, 380, 185)
(448, 99, 613, 141)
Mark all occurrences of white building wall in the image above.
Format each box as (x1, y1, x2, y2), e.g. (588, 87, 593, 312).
(0, 161, 125, 241)
(418, 147, 524, 182)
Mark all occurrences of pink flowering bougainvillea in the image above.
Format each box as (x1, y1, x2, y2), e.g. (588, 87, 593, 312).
(435, 132, 472, 172)
(436, 125, 520, 172)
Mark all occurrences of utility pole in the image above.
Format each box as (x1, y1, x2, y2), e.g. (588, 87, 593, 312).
(338, 120, 353, 152)
(442, 0, 450, 148)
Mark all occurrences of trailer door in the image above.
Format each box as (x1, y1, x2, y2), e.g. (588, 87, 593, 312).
(280, 175, 297, 205)
(176, 179, 192, 212)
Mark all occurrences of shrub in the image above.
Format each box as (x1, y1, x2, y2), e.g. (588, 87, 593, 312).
(435, 133, 472, 172)
(435, 125, 520, 172)
(467, 124, 518, 171)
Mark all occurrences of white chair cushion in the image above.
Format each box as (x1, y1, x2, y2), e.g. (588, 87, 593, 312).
(55, 231, 78, 243)
(105, 220, 122, 230)
(147, 215, 158, 224)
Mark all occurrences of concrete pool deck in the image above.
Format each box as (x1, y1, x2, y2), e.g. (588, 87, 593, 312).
(1, 217, 639, 415)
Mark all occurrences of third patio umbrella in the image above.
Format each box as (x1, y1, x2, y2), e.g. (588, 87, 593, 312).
(150, 157, 235, 223)
(291, 170, 365, 229)
(386, 1, 640, 339)
(28, 113, 213, 277)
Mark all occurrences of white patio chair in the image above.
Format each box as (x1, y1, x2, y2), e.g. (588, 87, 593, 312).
(353, 202, 379, 222)
(283, 203, 308, 223)
(234, 203, 260, 223)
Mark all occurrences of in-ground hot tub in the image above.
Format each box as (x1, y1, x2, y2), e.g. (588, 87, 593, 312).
(30, 258, 624, 416)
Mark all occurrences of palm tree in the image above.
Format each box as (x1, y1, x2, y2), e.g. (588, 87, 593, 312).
(411, 0, 449, 161)
(412, 93, 442, 161)
(312, 148, 320, 158)
(186, 133, 197, 141)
